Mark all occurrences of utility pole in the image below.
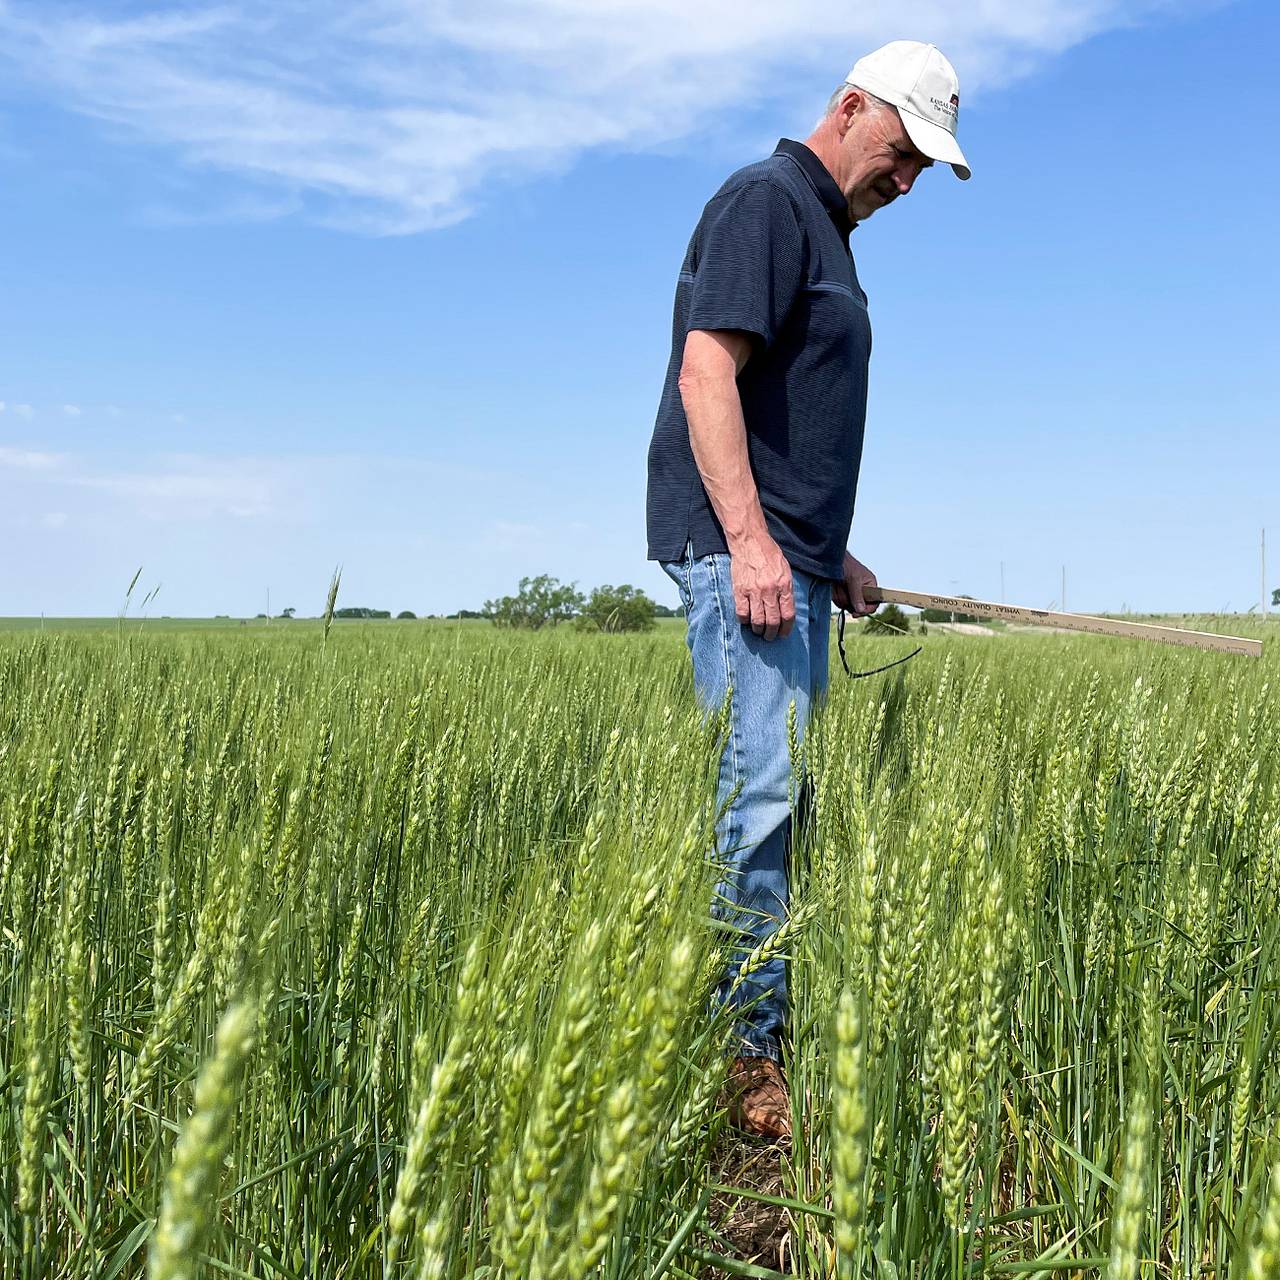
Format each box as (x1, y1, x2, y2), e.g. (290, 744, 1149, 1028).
(1264, 528, 1268, 620)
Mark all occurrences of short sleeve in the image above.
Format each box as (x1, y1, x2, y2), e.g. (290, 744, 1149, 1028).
(686, 181, 805, 348)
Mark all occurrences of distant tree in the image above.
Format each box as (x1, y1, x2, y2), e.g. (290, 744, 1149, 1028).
(484, 576, 583, 630)
(397, 610, 417, 620)
(653, 603, 684, 618)
(1273, 587, 1279, 608)
(920, 596, 984, 625)
(334, 607, 390, 620)
(279, 607, 296, 619)
(576, 584, 657, 633)
(448, 609, 487, 620)
(865, 603, 912, 636)
(255, 613, 267, 619)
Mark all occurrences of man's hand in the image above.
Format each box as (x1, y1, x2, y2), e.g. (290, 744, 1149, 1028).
(679, 327, 795, 643)
(730, 533, 795, 640)
(832, 551, 878, 617)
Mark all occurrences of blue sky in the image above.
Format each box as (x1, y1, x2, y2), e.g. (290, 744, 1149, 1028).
(1, 0, 1276, 617)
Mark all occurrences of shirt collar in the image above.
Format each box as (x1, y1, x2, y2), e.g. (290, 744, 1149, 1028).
(774, 138, 852, 236)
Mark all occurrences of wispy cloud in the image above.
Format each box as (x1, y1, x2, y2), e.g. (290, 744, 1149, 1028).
(63, 403, 81, 417)
(3, 444, 289, 518)
(66, 453, 286, 519)
(139, 190, 302, 227)
(0, 446, 66, 470)
(482, 519, 547, 553)
(6, 443, 511, 533)
(0, 0, 1210, 233)
(10, 403, 35, 419)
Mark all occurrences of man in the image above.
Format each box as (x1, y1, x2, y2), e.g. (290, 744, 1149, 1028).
(645, 41, 970, 1140)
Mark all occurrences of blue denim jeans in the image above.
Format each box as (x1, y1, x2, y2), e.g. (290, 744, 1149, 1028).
(661, 543, 832, 1060)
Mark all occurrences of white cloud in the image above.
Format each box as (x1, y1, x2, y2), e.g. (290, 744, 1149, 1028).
(63, 404, 82, 417)
(483, 519, 547, 551)
(41, 511, 69, 529)
(2, 446, 501, 532)
(171, 413, 186, 425)
(0, 401, 5, 413)
(68, 454, 281, 518)
(0, 443, 289, 519)
(0, 447, 66, 470)
(0, 0, 1212, 233)
(12, 403, 34, 419)
(141, 191, 302, 227)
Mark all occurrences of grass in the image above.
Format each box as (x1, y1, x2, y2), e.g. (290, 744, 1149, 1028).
(0, 619, 1276, 1278)
(0, 617, 494, 632)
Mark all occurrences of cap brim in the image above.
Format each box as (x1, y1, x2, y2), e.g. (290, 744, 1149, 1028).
(899, 109, 970, 180)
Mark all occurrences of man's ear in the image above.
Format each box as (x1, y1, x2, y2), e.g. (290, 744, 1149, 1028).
(836, 87, 864, 137)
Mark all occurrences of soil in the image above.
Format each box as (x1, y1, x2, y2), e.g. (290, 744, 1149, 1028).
(700, 1131, 795, 1276)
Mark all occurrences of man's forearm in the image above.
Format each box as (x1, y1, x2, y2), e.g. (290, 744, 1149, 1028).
(679, 366, 770, 550)
(678, 330, 794, 638)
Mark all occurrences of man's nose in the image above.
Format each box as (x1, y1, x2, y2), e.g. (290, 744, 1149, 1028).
(895, 164, 920, 195)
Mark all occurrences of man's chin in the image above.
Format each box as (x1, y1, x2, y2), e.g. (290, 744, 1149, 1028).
(851, 190, 896, 222)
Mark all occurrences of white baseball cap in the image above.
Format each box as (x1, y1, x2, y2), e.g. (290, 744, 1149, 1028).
(845, 41, 970, 180)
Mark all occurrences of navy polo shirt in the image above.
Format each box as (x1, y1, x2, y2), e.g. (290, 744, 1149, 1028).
(645, 139, 872, 582)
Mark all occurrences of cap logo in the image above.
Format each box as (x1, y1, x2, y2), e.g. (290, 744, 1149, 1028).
(929, 93, 959, 123)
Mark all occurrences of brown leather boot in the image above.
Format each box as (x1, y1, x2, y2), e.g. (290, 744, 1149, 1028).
(725, 1055, 792, 1141)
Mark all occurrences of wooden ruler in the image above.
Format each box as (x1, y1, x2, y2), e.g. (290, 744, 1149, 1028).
(863, 587, 1263, 658)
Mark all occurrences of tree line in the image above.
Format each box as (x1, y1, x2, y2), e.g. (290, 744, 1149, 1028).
(253, 577, 680, 631)
(482, 575, 677, 632)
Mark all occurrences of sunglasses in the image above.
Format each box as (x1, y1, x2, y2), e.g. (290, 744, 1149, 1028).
(835, 607, 923, 679)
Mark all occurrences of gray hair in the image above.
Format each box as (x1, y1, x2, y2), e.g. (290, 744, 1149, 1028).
(821, 83, 896, 127)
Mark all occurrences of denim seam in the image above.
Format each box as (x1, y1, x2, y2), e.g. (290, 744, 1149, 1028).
(705, 554, 741, 843)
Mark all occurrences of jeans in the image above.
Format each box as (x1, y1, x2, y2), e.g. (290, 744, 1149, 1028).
(661, 543, 832, 1060)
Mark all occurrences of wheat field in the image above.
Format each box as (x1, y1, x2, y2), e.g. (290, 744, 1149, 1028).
(1, 621, 1277, 1279)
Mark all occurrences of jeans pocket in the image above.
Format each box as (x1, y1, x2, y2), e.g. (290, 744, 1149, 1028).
(660, 542, 695, 614)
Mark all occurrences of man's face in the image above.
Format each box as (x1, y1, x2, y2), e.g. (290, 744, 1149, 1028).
(836, 94, 933, 223)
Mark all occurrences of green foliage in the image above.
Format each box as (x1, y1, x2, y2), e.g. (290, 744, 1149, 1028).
(396, 610, 417, 620)
(1272, 587, 1279, 608)
(0, 621, 1276, 1277)
(322, 565, 341, 653)
(575, 584, 657, 634)
(279, 607, 296, 619)
(864, 602, 912, 636)
(483, 574, 583, 629)
(333, 606, 391, 619)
